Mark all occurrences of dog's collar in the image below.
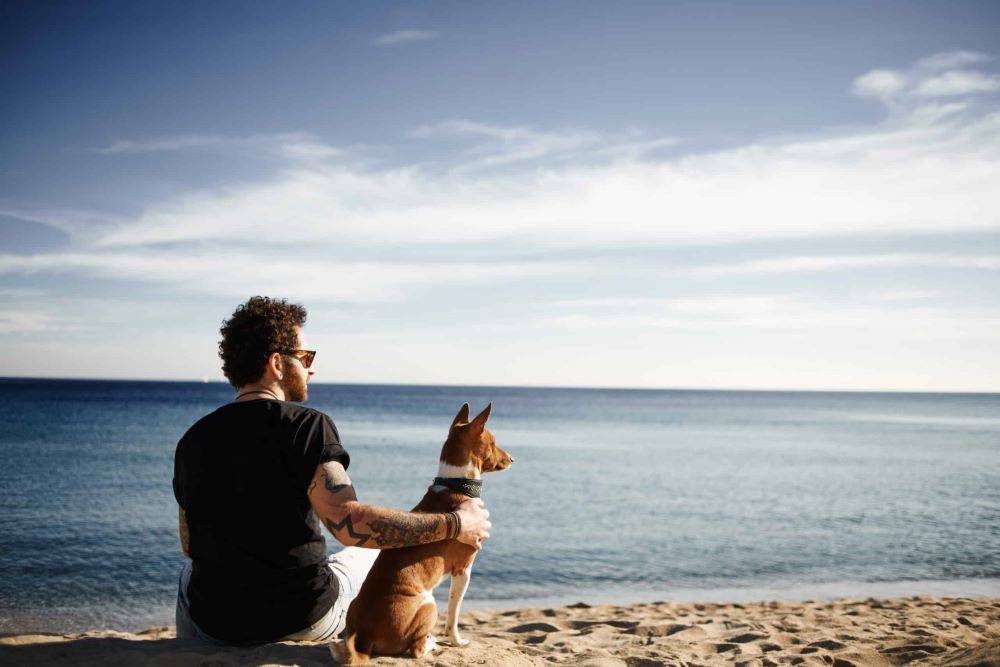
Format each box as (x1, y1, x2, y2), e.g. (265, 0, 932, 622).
(432, 477, 483, 498)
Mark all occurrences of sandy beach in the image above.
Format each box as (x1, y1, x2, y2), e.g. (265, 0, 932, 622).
(2, 595, 998, 666)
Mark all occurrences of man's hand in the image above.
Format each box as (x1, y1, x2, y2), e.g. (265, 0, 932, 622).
(307, 461, 492, 549)
(454, 498, 491, 550)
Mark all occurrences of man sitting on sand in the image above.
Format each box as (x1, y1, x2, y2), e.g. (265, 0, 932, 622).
(173, 296, 491, 644)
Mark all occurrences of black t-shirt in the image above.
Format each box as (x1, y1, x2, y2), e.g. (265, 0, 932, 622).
(173, 398, 350, 644)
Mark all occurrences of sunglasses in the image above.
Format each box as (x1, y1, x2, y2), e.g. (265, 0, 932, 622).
(279, 349, 317, 369)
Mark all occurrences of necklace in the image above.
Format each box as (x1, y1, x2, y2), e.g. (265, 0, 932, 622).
(235, 388, 281, 401)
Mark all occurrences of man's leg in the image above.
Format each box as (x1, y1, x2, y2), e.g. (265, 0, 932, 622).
(326, 547, 380, 638)
(175, 562, 221, 642)
(283, 547, 380, 642)
(327, 546, 380, 602)
(175, 562, 198, 639)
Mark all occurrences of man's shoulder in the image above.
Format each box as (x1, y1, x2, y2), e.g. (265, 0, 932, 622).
(177, 401, 337, 447)
(277, 402, 334, 426)
(242, 401, 338, 440)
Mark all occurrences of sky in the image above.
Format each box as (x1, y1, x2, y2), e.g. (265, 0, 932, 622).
(1, 1, 999, 391)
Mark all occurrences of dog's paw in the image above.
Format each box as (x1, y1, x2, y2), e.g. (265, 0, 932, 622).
(446, 634, 471, 647)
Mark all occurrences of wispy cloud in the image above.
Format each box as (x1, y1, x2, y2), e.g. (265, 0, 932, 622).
(0, 205, 122, 238)
(0, 309, 77, 334)
(852, 49, 999, 103)
(872, 289, 941, 302)
(98, 132, 341, 161)
(0, 251, 583, 303)
(79, 106, 999, 249)
(687, 254, 1000, 276)
(917, 50, 991, 71)
(7, 53, 1000, 310)
(852, 69, 908, 101)
(913, 70, 1000, 97)
(543, 296, 1000, 337)
(372, 29, 437, 46)
(410, 119, 679, 169)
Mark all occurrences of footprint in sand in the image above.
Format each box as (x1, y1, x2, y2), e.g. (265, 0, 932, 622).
(506, 622, 563, 633)
(568, 620, 639, 631)
(727, 632, 769, 643)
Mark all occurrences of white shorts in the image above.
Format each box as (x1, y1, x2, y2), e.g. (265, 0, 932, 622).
(175, 546, 380, 644)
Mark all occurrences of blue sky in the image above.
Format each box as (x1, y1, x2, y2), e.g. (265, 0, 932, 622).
(1, 1, 999, 390)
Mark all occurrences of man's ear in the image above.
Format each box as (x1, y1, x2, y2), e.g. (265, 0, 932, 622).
(470, 402, 492, 432)
(268, 352, 284, 380)
(452, 403, 471, 427)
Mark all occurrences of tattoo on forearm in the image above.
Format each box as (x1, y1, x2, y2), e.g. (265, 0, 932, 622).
(322, 507, 447, 548)
(323, 514, 371, 547)
(367, 513, 444, 548)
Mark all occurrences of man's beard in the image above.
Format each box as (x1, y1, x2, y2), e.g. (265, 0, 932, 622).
(280, 359, 308, 402)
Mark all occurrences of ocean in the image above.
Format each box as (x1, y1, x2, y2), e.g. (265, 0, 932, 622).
(1, 378, 998, 634)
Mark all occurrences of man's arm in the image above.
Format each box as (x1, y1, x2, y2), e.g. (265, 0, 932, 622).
(307, 461, 489, 549)
(178, 506, 191, 557)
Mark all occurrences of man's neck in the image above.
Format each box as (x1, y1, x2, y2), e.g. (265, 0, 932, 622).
(235, 384, 285, 401)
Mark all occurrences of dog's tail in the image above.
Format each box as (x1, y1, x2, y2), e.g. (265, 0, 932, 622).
(330, 633, 372, 665)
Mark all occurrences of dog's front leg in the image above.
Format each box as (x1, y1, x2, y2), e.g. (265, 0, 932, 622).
(445, 568, 472, 646)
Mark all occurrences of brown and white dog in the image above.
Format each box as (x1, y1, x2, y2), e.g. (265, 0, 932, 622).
(333, 402, 513, 663)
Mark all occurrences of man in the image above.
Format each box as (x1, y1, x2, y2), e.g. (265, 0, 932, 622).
(174, 296, 491, 644)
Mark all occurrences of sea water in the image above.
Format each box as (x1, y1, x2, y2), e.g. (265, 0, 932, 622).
(1, 378, 998, 633)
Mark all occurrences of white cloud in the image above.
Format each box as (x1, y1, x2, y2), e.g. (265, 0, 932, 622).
(0, 287, 47, 297)
(372, 30, 437, 46)
(100, 135, 232, 154)
(688, 254, 1000, 276)
(853, 50, 999, 105)
(0, 205, 123, 237)
(544, 295, 1000, 336)
(872, 289, 941, 301)
(852, 69, 908, 101)
(98, 133, 341, 160)
(913, 70, 1000, 97)
(0, 251, 582, 303)
(917, 50, 991, 71)
(409, 119, 675, 169)
(6, 53, 1000, 318)
(3, 53, 981, 257)
(0, 309, 76, 334)
(75, 101, 1000, 250)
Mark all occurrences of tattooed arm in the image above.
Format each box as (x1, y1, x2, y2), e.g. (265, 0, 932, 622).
(307, 461, 490, 549)
(178, 506, 191, 557)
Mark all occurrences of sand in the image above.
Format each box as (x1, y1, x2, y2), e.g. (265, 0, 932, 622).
(1, 596, 998, 666)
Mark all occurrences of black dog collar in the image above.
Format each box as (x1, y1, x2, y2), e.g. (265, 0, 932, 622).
(433, 477, 483, 498)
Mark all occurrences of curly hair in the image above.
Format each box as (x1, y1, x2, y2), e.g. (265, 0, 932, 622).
(219, 296, 307, 388)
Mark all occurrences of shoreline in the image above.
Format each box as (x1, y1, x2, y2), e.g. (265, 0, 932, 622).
(462, 577, 1000, 612)
(2, 594, 998, 666)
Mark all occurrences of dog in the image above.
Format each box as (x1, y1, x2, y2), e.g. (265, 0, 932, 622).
(332, 402, 512, 663)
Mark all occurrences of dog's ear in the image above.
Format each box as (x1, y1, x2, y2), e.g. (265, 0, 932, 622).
(470, 402, 492, 432)
(452, 403, 471, 427)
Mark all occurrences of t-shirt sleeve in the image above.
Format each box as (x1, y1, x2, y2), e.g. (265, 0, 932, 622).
(291, 410, 350, 490)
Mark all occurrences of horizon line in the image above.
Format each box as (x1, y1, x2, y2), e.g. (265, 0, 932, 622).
(1, 375, 997, 396)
